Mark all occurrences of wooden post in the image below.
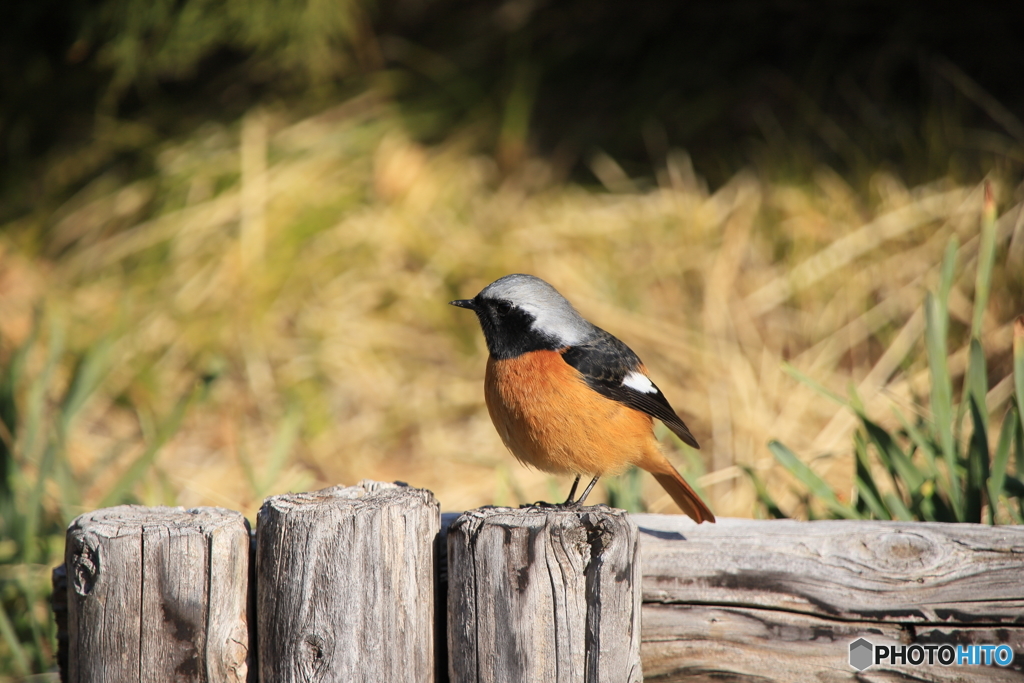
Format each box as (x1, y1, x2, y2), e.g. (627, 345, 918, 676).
(63, 505, 252, 683)
(51, 564, 68, 679)
(255, 480, 440, 683)
(447, 505, 642, 683)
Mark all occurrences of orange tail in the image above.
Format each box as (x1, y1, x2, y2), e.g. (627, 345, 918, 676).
(651, 464, 716, 524)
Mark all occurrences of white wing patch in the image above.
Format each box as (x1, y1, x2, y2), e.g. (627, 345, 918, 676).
(622, 371, 657, 394)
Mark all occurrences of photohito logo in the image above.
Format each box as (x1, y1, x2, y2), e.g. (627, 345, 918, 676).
(849, 638, 1015, 671)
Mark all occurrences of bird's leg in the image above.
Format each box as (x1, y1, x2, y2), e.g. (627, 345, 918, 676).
(574, 476, 601, 507)
(563, 475, 582, 505)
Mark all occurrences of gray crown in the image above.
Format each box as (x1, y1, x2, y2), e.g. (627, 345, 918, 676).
(478, 274, 595, 346)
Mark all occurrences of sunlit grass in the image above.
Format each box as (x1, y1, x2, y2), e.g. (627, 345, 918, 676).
(1, 89, 1023, 675)
(4, 93, 1024, 519)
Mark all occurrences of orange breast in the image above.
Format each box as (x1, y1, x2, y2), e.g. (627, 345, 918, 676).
(484, 351, 657, 476)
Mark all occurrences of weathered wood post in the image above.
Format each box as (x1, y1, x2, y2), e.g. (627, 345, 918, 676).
(255, 480, 440, 682)
(63, 506, 252, 683)
(447, 505, 642, 683)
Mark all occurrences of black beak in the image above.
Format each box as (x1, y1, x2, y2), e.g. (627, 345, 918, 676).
(449, 299, 477, 310)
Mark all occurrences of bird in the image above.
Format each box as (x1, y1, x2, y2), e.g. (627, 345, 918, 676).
(450, 273, 715, 523)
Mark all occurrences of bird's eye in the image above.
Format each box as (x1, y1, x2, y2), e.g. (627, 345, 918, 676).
(495, 301, 514, 315)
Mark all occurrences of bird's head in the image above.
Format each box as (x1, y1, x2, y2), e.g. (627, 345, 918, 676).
(450, 274, 594, 359)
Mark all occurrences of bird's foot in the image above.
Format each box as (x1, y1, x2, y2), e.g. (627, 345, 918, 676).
(520, 500, 557, 509)
(519, 499, 589, 511)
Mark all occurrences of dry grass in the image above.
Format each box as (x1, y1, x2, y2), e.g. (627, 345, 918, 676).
(3, 93, 1023, 522)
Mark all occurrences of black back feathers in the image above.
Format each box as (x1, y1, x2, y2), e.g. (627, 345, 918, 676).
(561, 329, 700, 449)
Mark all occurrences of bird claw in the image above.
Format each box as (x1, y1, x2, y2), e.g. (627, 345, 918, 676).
(519, 499, 586, 511)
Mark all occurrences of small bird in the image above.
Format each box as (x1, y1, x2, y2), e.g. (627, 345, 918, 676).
(451, 274, 715, 523)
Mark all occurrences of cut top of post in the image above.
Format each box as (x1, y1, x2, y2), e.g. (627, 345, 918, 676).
(259, 479, 438, 516)
(69, 505, 247, 535)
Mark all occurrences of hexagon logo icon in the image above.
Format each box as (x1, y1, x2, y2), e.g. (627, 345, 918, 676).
(849, 638, 873, 671)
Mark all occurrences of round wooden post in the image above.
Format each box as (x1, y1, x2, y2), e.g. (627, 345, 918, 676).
(447, 505, 642, 683)
(255, 480, 440, 683)
(64, 506, 252, 683)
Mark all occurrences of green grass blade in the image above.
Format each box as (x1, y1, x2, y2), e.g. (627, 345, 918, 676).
(0, 599, 30, 677)
(1017, 411, 1024, 491)
(965, 395, 990, 523)
(20, 321, 65, 562)
(1008, 410, 1024, 522)
(606, 465, 645, 513)
(960, 337, 990, 524)
(59, 339, 112, 435)
(741, 465, 787, 519)
(237, 442, 260, 498)
(1015, 316, 1024, 450)
(17, 574, 49, 672)
(854, 475, 889, 519)
(98, 383, 200, 508)
(41, 340, 114, 520)
(768, 440, 860, 519)
(971, 182, 997, 339)
(862, 418, 925, 492)
(1005, 497, 1024, 524)
(882, 492, 914, 521)
(926, 285, 961, 518)
(22, 442, 59, 563)
(938, 236, 958, 307)
(802, 493, 820, 521)
(989, 404, 1017, 523)
(892, 410, 940, 479)
(260, 410, 300, 496)
(22, 319, 64, 465)
(0, 314, 39, 503)
(98, 437, 167, 509)
(847, 382, 867, 416)
(966, 338, 989, 434)
(52, 450, 82, 522)
(675, 436, 709, 488)
(781, 362, 849, 407)
(853, 431, 890, 519)
(917, 485, 938, 521)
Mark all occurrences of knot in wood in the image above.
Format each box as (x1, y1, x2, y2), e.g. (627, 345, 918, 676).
(859, 530, 943, 574)
(297, 632, 332, 681)
(70, 531, 101, 596)
(580, 512, 613, 556)
(868, 532, 937, 569)
(223, 625, 250, 682)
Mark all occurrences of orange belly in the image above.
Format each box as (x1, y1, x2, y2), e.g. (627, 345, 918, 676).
(484, 351, 657, 476)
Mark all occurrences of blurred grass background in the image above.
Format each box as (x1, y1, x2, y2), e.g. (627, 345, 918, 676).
(3, 0, 1024, 677)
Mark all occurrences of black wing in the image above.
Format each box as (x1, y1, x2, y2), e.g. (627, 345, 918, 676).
(561, 328, 700, 448)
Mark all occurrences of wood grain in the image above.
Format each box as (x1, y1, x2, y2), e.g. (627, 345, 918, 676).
(255, 480, 440, 683)
(634, 514, 1024, 624)
(632, 514, 1024, 681)
(58, 500, 1024, 681)
(642, 603, 1024, 682)
(446, 505, 642, 683)
(64, 505, 252, 683)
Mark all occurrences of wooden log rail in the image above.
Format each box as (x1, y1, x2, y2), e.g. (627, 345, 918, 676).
(54, 483, 1024, 682)
(636, 515, 1024, 682)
